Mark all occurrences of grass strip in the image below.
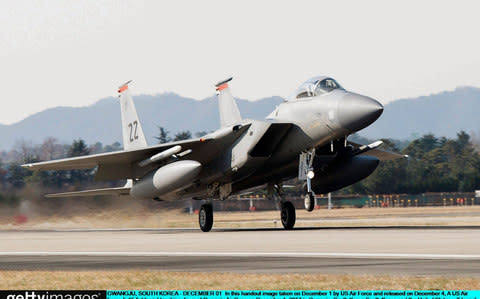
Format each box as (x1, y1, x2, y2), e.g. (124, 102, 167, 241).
(1, 271, 479, 289)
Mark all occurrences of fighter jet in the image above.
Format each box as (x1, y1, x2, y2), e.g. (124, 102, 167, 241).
(23, 76, 404, 232)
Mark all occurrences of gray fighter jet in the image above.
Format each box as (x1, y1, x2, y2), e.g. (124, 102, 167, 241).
(23, 76, 404, 231)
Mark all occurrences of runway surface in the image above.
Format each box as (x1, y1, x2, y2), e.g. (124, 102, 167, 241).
(1, 227, 480, 276)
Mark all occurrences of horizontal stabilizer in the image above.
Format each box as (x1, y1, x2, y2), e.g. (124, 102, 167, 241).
(45, 187, 131, 198)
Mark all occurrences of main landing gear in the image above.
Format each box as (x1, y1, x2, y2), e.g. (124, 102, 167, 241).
(199, 203, 213, 232)
(280, 201, 296, 230)
(199, 200, 297, 231)
(269, 183, 297, 230)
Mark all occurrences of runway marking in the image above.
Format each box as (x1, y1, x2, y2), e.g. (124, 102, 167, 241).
(1, 252, 480, 259)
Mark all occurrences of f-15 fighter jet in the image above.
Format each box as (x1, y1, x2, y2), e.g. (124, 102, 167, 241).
(23, 76, 404, 231)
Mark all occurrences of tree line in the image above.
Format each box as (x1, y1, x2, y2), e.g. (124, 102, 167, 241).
(155, 127, 207, 144)
(345, 131, 480, 194)
(1, 139, 100, 190)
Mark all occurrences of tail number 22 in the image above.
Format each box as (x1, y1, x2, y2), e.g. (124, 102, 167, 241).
(128, 121, 139, 142)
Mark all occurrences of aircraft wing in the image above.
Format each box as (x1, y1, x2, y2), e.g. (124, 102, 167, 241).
(23, 138, 205, 171)
(348, 141, 407, 161)
(23, 124, 250, 180)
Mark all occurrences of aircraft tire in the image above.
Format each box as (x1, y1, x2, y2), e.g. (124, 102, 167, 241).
(199, 204, 213, 232)
(304, 192, 315, 212)
(281, 201, 296, 230)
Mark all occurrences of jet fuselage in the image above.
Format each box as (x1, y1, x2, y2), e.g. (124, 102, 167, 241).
(170, 81, 383, 200)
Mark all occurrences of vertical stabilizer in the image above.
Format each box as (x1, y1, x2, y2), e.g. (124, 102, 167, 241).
(215, 77, 242, 128)
(118, 81, 148, 150)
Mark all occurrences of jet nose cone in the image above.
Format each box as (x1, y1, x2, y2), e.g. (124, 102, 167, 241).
(338, 93, 383, 132)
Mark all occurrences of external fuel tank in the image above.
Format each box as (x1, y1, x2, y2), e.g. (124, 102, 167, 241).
(130, 160, 202, 199)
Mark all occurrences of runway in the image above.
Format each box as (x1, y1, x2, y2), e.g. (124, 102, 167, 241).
(1, 227, 480, 276)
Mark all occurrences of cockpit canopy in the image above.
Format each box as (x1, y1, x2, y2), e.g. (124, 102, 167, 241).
(290, 76, 343, 100)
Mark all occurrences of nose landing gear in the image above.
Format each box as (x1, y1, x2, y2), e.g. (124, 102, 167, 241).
(299, 148, 316, 212)
(304, 191, 315, 212)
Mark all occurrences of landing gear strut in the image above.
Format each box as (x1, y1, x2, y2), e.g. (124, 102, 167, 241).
(299, 148, 316, 212)
(281, 201, 296, 230)
(199, 203, 213, 232)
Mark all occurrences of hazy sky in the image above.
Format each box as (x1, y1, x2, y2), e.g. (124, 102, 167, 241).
(1, 0, 479, 124)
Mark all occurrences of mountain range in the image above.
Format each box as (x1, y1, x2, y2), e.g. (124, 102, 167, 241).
(361, 86, 480, 140)
(0, 87, 479, 151)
